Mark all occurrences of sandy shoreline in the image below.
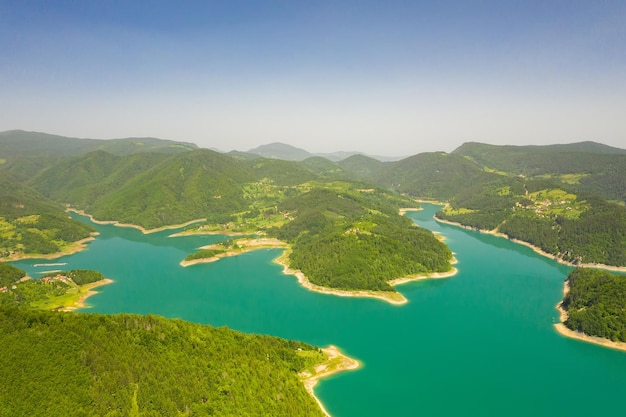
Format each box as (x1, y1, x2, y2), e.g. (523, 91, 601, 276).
(62, 278, 114, 312)
(67, 208, 205, 234)
(180, 238, 288, 266)
(169, 229, 253, 238)
(398, 207, 422, 215)
(434, 216, 626, 273)
(300, 345, 360, 417)
(274, 250, 407, 304)
(554, 281, 626, 352)
(387, 265, 458, 286)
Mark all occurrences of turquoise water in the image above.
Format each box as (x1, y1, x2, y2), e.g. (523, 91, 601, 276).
(12, 204, 626, 416)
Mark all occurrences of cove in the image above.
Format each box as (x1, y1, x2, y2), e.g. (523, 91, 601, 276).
(11, 203, 626, 417)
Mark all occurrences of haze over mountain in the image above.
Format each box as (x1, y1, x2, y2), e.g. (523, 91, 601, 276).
(245, 142, 404, 162)
(3, 2, 625, 156)
(0, 130, 197, 159)
(2, 130, 624, 268)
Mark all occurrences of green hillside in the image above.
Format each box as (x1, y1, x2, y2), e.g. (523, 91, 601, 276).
(0, 130, 197, 160)
(247, 142, 312, 161)
(453, 141, 626, 203)
(90, 150, 255, 229)
(0, 263, 27, 287)
(0, 307, 326, 417)
(336, 154, 386, 183)
(245, 158, 319, 186)
(0, 176, 94, 259)
(29, 151, 170, 209)
(379, 152, 498, 200)
(269, 184, 453, 292)
(437, 178, 626, 267)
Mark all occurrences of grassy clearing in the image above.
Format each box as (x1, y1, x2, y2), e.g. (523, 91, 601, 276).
(442, 207, 477, 215)
(530, 188, 577, 203)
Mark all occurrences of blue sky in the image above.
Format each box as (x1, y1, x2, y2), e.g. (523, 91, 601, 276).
(1, 1, 625, 156)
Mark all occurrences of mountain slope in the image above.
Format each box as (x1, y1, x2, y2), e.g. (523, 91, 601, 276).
(0, 174, 94, 258)
(453, 142, 626, 202)
(0, 130, 197, 160)
(247, 142, 312, 161)
(0, 307, 326, 417)
(91, 150, 255, 229)
(380, 152, 498, 200)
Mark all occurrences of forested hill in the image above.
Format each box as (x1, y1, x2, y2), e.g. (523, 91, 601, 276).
(27, 149, 256, 229)
(358, 141, 626, 268)
(452, 141, 626, 203)
(269, 185, 453, 291)
(562, 268, 626, 342)
(0, 175, 94, 259)
(0, 307, 326, 417)
(0, 130, 197, 159)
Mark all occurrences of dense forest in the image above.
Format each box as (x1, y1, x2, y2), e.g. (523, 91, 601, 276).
(0, 262, 26, 286)
(0, 307, 326, 417)
(436, 178, 626, 267)
(270, 187, 453, 291)
(0, 176, 95, 259)
(562, 268, 626, 342)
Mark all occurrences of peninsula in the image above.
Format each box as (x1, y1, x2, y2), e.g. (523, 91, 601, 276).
(555, 268, 626, 352)
(0, 267, 113, 311)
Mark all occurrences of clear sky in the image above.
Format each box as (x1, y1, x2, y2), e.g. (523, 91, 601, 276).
(1, 1, 625, 156)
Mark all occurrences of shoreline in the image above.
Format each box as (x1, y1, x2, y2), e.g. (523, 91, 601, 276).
(398, 207, 422, 215)
(300, 345, 360, 417)
(181, 236, 457, 304)
(67, 208, 206, 234)
(434, 216, 626, 273)
(180, 238, 288, 267)
(274, 250, 407, 305)
(387, 265, 458, 286)
(0, 234, 97, 263)
(169, 229, 254, 238)
(62, 278, 114, 312)
(554, 281, 626, 352)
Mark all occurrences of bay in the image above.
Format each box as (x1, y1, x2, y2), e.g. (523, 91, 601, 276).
(11, 204, 626, 417)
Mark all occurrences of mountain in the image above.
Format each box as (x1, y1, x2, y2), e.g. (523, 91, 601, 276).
(0, 130, 198, 160)
(246, 141, 404, 162)
(452, 141, 626, 203)
(379, 152, 498, 200)
(247, 142, 312, 161)
(31, 149, 255, 229)
(454, 141, 626, 158)
(28, 151, 170, 208)
(3, 131, 625, 267)
(336, 154, 387, 183)
(92, 150, 255, 228)
(244, 158, 319, 186)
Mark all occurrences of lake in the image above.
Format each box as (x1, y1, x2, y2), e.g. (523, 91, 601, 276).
(12, 203, 626, 416)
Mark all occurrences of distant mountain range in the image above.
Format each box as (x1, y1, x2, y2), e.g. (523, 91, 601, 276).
(0, 130, 198, 159)
(1, 129, 625, 268)
(243, 142, 405, 162)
